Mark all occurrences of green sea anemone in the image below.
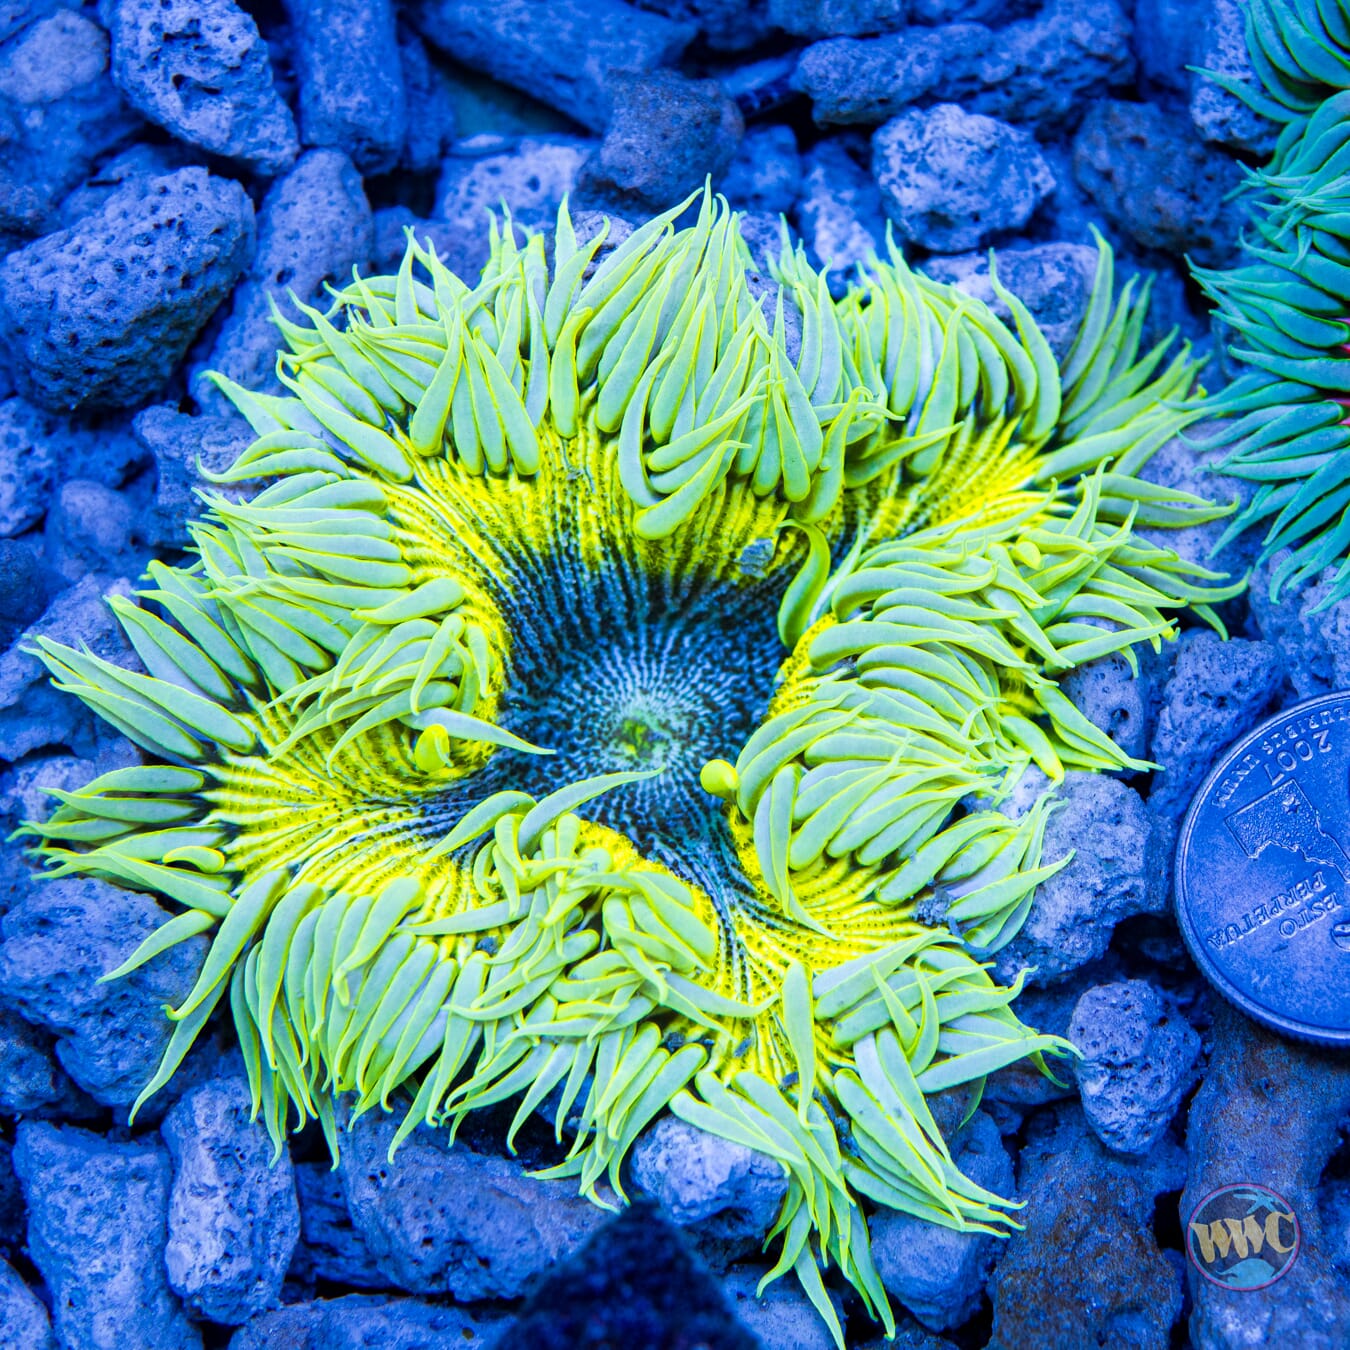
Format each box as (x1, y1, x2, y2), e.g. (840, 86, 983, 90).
(23, 191, 1238, 1342)
(1193, 0, 1350, 602)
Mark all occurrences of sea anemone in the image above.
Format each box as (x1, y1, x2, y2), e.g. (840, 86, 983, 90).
(23, 190, 1238, 1342)
(1192, 0, 1350, 602)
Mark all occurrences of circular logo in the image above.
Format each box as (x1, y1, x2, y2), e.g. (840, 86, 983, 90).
(1186, 1183, 1301, 1291)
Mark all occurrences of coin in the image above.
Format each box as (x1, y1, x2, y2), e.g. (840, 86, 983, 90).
(1175, 691, 1350, 1046)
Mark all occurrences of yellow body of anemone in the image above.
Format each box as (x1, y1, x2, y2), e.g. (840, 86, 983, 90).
(23, 190, 1242, 1345)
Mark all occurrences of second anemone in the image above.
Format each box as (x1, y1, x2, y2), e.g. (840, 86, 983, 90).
(24, 191, 1239, 1344)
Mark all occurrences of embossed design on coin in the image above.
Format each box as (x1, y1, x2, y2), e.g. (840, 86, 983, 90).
(1176, 692, 1350, 1045)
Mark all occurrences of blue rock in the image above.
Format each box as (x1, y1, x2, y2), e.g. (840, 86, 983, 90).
(0, 1137, 21, 1252)
(290, 1161, 387, 1289)
(370, 205, 460, 277)
(411, 0, 694, 132)
(1069, 979, 1200, 1154)
(0, 167, 254, 412)
(0, 9, 141, 234)
(230, 1295, 504, 1350)
(283, 0, 406, 175)
(132, 404, 251, 548)
(0, 0, 61, 45)
(192, 148, 371, 413)
(162, 1076, 300, 1325)
(0, 539, 44, 649)
(0, 576, 139, 762)
(723, 1263, 841, 1350)
(873, 104, 1055, 254)
(106, 0, 298, 175)
(1133, 0, 1197, 93)
(794, 136, 886, 287)
(14, 1121, 202, 1350)
(871, 1112, 1013, 1331)
(43, 479, 141, 590)
(0, 1007, 68, 1113)
(57, 141, 201, 227)
(0, 1254, 54, 1350)
(768, 0, 907, 38)
(0, 874, 209, 1107)
(1072, 100, 1245, 267)
(638, 0, 772, 52)
(721, 124, 801, 215)
(1189, 0, 1279, 153)
(580, 72, 743, 213)
(398, 27, 457, 174)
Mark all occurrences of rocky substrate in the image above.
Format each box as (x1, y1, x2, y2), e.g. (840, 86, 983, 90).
(1, 2, 1347, 1348)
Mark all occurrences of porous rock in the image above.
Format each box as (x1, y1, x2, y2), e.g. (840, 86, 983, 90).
(795, 0, 1134, 130)
(44, 479, 139, 589)
(0, 1137, 21, 1253)
(0, 875, 209, 1106)
(723, 1263, 841, 1350)
(581, 72, 743, 213)
(0, 9, 140, 234)
(290, 1160, 386, 1288)
(230, 1295, 502, 1349)
(337, 1109, 610, 1299)
(767, 0, 908, 39)
(283, 0, 406, 175)
(872, 105, 1055, 254)
(411, 0, 694, 132)
(1073, 100, 1245, 267)
(631, 1114, 787, 1266)
(1183, 1003, 1350, 1349)
(1060, 650, 1153, 763)
(1189, 0, 1278, 154)
(1069, 979, 1200, 1155)
(0, 168, 255, 412)
(794, 136, 886, 284)
(193, 149, 371, 412)
(133, 404, 252, 548)
(58, 141, 201, 227)
(14, 1121, 201, 1350)
(0, 397, 54, 536)
(1133, 0, 1196, 92)
(0, 538, 44, 649)
(1247, 555, 1350, 702)
(107, 0, 298, 174)
(921, 242, 1098, 360)
(0, 394, 146, 507)
(398, 26, 457, 174)
(994, 772, 1160, 984)
(370, 206, 460, 277)
(162, 1076, 301, 1324)
(988, 1102, 1185, 1349)
(871, 1111, 1013, 1331)
(1147, 631, 1284, 829)
(0, 575, 137, 763)
(0, 1007, 68, 1114)
(720, 123, 801, 215)
(0, 1255, 53, 1350)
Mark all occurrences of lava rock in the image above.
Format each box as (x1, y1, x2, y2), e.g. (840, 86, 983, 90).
(988, 1102, 1185, 1349)
(0, 875, 209, 1107)
(133, 404, 252, 548)
(0, 9, 140, 234)
(0, 1136, 21, 1252)
(398, 26, 457, 174)
(283, 0, 406, 175)
(873, 105, 1055, 254)
(581, 72, 743, 213)
(0, 394, 146, 506)
(434, 135, 594, 279)
(107, 0, 298, 175)
(1134, 0, 1196, 92)
(411, 0, 694, 132)
(1060, 647, 1154, 763)
(1147, 630, 1284, 829)
(921, 241, 1098, 360)
(0, 575, 138, 763)
(0, 1007, 68, 1113)
(230, 1295, 503, 1349)
(0, 735, 140, 830)
(0, 397, 55, 535)
(1190, 0, 1278, 153)
(767, 0, 908, 38)
(1, 1, 62, 44)
(639, 0, 773, 53)
(794, 136, 886, 285)
(290, 1161, 387, 1288)
(43, 479, 140, 589)
(193, 148, 371, 412)
(994, 772, 1161, 984)
(57, 141, 202, 227)
(337, 1110, 610, 1299)
(1248, 556, 1350, 701)
(0, 167, 255, 412)
(723, 1263, 840, 1350)
(161, 1076, 300, 1324)
(631, 1115, 787, 1267)
(14, 1121, 202, 1350)
(1069, 979, 1200, 1155)
(0, 539, 45, 649)
(1183, 1002, 1350, 1348)
(0, 1255, 53, 1350)
(871, 1111, 1013, 1331)
(721, 124, 801, 215)
(795, 0, 1134, 130)
(1073, 100, 1245, 267)
(370, 206, 460, 276)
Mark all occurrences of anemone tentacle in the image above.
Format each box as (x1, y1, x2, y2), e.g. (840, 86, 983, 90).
(21, 188, 1237, 1346)
(1192, 0, 1350, 602)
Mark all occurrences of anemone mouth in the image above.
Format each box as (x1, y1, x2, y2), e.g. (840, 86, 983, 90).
(23, 193, 1242, 1348)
